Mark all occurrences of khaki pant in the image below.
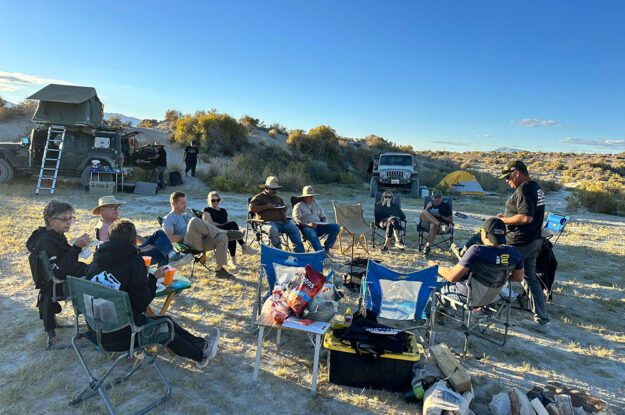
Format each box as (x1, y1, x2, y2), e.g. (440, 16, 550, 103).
(184, 217, 228, 267)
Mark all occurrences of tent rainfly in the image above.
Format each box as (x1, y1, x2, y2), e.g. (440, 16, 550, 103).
(439, 170, 485, 195)
(27, 84, 104, 128)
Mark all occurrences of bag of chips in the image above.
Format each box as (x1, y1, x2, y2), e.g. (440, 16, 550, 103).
(287, 265, 326, 317)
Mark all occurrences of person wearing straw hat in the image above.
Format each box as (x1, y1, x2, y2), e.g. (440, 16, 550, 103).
(249, 176, 305, 252)
(293, 185, 340, 257)
(92, 195, 191, 268)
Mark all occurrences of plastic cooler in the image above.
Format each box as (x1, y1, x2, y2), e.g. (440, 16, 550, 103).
(324, 329, 423, 391)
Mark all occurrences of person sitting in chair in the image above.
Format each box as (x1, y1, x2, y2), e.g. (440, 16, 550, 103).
(87, 219, 219, 368)
(374, 191, 406, 251)
(249, 176, 305, 252)
(293, 185, 341, 257)
(92, 195, 190, 267)
(420, 189, 453, 255)
(162, 192, 243, 279)
(26, 200, 90, 347)
(430, 217, 524, 302)
(203, 191, 258, 267)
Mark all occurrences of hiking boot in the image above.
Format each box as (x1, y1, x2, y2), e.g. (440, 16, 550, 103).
(422, 245, 431, 255)
(215, 267, 235, 279)
(226, 230, 245, 241)
(395, 240, 406, 250)
(518, 318, 551, 334)
(381, 245, 389, 252)
(241, 245, 258, 255)
(168, 253, 193, 268)
(197, 328, 221, 368)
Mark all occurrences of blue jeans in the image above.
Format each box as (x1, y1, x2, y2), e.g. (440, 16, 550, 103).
(262, 221, 304, 253)
(301, 223, 341, 252)
(141, 229, 174, 266)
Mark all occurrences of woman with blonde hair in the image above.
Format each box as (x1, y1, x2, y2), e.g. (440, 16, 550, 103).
(374, 191, 406, 251)
(203, 191, 257, 266)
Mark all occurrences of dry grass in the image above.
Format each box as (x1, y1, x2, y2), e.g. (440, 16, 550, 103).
(0, 181, 624, 414)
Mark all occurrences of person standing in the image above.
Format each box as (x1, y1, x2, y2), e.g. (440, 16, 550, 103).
(184, 140, 200, 177)
(151, 142, 167, 190)
(498, 160, 549, 332)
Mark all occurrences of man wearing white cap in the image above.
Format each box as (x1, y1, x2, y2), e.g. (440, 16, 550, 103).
(293, 185, 340, 257)
(92, 195, 190, 267)
(249, 176, 304, 252)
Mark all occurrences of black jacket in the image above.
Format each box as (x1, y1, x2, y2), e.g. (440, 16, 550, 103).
(26, 227, 88, 289)
(374, 202, 406, 224)
(86, 239, 157, 321)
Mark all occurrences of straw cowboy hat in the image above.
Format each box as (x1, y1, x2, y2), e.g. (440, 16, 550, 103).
(298, 185, 319, 197)
(92, 195, 125, 215)
(154, 141, 164, 147)
(259, 176, 282, 189)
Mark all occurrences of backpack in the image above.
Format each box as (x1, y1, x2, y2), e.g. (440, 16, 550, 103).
(333, 315, 411, 359)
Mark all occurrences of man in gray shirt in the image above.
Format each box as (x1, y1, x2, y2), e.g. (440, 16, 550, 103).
(163, 192, 242, 279)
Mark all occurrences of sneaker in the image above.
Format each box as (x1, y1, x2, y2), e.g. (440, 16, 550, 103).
(197, 328, 221, 368)
(241, 245, 258, 255)
(381, 245, 389, 252)
(440, 224, 450, 233)
(518, 318, 551, 334)
(422, 245, 431, 255)
(168, 253, 193, 268)
(215, 267, 235, 279)
(226, 230, 245, 241)
(395, 241, 406, 250)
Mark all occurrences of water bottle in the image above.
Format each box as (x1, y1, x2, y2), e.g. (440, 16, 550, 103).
(402, 378, 425, 402)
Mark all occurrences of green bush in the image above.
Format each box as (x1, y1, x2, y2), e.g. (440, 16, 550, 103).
(566, 181, 625, 216)
(173, 111, 248, 156)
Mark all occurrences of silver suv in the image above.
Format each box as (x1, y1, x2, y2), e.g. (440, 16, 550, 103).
(370, 153, 419, 198)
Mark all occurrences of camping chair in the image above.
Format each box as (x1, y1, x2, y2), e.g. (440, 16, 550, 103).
(290, 196, 328, 252)
(157, 216, 209, 279)
(245, 197, 292, 251)
(65, 276, 174, 415)
(253, 244, 325, 321)
(436, 261, 516, 355)
(370, 192, 408, 248)
(361, 260, 438, 346)
(333, 202, 370, 262)
(417, 196, 455, 252)
(544, 212, 570, 247)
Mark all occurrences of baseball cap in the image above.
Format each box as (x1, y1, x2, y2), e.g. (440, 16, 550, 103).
(431, 189, 443, 198)
(482, 217, 507, 244)
(500, 160, 527, 179)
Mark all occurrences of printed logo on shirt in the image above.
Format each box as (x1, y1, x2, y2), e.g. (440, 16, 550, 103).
(537, 189, 546, 207)
(91, 271, 121, 290)
(497, 254, 510, 265)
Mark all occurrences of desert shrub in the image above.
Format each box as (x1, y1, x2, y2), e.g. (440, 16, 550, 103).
(0, 98, 36, 121)
(536, 179, 563, 193)
(173, 111, 248, 156)
(287, 125, 342, 165)
(138, 119, 158, 128)
(566, 181, 625, 216)
(468, 170, 509, 193)
(165, 109, 182, 124)
(269, 123, 287, 135)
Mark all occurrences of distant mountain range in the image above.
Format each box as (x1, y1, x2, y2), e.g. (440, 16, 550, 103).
(494, 146, 526, 152)
(104, 112, 141, 126)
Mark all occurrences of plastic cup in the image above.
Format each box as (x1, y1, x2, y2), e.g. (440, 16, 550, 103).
(164, 267, 175, 286)
(143, 256, 152, 267)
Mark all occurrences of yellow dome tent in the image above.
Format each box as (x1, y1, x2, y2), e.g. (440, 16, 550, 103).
(439, 171, 485, 195)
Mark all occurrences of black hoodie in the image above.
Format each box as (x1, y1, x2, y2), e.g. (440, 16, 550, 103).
(86, 239, 157, 321)
(26, 227, 88, 289)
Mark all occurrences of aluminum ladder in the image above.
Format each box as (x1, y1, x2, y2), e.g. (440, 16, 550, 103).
(35, 125, 66, 194)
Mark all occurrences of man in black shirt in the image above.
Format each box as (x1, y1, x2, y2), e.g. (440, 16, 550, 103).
(184, 140, 199, 177)
(498, 160, 549, 332)
(151, 143, 167, 190)
(420, 189, 453, 255)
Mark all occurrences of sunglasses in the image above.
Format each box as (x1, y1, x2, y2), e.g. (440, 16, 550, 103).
(211, 199, 221, 203)
(383, 195, 392, 199)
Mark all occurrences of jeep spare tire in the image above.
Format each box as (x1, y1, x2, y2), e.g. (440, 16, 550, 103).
(370, 176, 379, 197)
(0, 159, 14, 183)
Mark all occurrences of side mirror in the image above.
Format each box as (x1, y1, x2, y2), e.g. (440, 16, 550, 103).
(21, 137, 30, 146)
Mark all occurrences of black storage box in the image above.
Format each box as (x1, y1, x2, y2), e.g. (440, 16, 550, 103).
(324, 329, 422, 391)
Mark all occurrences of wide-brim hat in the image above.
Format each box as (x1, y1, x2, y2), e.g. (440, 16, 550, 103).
(259, 176, 282, 189)
(482, 217, 507, 244)
(154, 141, 164, 147)
(92, 195, 125, 215)
(298, 185, 319, 197)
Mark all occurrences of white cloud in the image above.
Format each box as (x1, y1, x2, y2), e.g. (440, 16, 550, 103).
(0, 71, 75, 93)
(513, 118, 563, 128)
(561, 137, 625, 148)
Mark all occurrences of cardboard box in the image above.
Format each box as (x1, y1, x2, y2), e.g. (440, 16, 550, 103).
(89, 180, 115, 196)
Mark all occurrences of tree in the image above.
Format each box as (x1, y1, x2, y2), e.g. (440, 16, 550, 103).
(164, 109, 182, 124)
(138, 119, 158, 128)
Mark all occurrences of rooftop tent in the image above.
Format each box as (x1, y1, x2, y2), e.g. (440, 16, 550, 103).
(439, 170, 485, 195)
(28, 84, 104, 128)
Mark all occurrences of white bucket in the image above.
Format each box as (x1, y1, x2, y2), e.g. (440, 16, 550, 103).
(420, 187, 429, 198)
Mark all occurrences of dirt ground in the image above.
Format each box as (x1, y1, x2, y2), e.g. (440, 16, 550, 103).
(0, 169, 624, 414)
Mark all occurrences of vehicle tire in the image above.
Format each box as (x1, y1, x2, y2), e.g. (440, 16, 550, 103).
(370, 177, 379, 197)
(0, 158, 14, 184)
(410, 178, 420, 198)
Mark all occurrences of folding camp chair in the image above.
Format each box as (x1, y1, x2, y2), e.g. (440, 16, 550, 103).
(290, 195, 329, 252)
(544, 212, 570, 247)
(417, 196, 455, 251)
(157, 216, 209, 279)
(370, 192, 408, 248)
(333, 202, 370, 261)
(361, 260, 438, 346)
(436, 261, 516, 355)
(252, 244, 325, 321)
(245, 197, 292, 250)
(66, 276, 174, 415)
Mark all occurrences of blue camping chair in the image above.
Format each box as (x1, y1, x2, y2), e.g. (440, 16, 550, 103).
(544, 212, 570, 247)
(253, 244, 325, 320)
(361, 260, 438, 345)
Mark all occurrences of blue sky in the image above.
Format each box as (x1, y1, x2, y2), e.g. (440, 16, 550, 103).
(1, 1, 624, 153)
